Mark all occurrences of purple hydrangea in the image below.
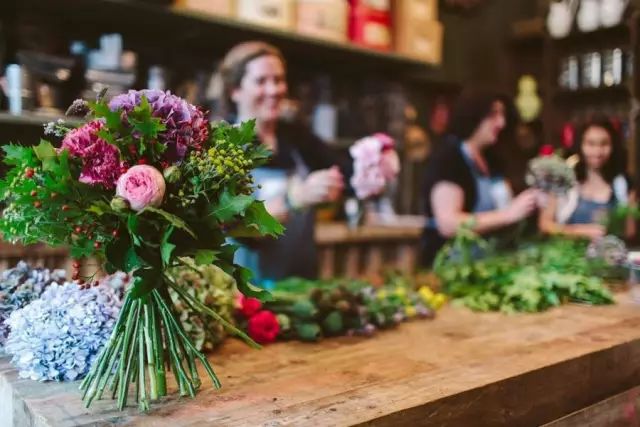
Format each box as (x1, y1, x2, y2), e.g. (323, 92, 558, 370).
(4, 282, 121, 382)
(109, 89, 209, 161)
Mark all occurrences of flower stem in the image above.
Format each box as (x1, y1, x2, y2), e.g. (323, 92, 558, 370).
(143, 301, 158, 401)
(138, 322, 149, 411)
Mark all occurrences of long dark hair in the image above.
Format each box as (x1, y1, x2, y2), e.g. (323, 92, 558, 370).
(573, 115, 626, 184)
(447, 90, 514, 176)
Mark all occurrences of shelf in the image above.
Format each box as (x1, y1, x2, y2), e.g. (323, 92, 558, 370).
(550, 24, 631, 50)
(553, 85, 631, 103)
(10, 0, 457, 85)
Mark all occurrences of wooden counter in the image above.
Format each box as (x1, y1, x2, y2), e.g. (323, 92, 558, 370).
(3, 292, 640, 426)
(315, 220, 424, 278)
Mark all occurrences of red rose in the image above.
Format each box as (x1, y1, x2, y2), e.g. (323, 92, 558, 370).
(247, 310, 280, 344)
(240, 295, 262, 318)
(539, 144, 555, 156)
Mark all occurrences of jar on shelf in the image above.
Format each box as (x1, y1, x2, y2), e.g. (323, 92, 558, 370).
(581, 51, 601, 89)
(602, 48, 624, 87)
(559, 55, 579, 90)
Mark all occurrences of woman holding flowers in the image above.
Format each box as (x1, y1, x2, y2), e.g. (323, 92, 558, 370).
(216, 41, 352, 282)
(538, 115, 636, 240)
(421, 91, 540, 266)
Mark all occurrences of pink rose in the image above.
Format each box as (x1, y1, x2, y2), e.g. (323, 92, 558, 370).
(116, 165, 166, 211)
(349, 134, 399, 199)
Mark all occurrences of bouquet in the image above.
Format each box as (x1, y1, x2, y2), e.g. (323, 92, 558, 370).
(0, 89, 283, 411)
(525, 154, 576, 196)
(349, 133, 400, 200)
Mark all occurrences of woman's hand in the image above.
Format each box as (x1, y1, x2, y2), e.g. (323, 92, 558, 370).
(289, 166, 344, 208)
(505, 189, 540, 223)
(567, 223, 606, 240)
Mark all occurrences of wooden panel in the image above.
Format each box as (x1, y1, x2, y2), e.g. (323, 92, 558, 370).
(4, 293, 640, 426)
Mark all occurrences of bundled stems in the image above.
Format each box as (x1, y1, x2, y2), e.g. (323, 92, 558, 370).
(79, 281, 223, 411)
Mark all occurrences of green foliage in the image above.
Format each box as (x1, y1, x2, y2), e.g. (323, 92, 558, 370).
(435, 229, 614, 313)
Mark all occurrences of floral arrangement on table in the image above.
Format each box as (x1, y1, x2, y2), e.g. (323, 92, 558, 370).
(0, 261, 66, 347)
(349, 133, 400, 200)
(235, 277, 445, 343)
(4, 280, 121, 382)
(0, 89, 283, 411)
(525, 154, 576, 196)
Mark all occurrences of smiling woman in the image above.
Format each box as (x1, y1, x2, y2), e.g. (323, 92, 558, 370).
(420, 91, 541, 266)
(215, 42, 353, 282)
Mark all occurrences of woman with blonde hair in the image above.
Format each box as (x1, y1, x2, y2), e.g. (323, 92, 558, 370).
(216, 41, 350, 282)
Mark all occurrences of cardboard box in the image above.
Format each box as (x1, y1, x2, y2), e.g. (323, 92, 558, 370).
(175, 0, 235, 17)
(349, 5, 392, 50)
(297, 0, 348, 42)
(394, 0, 437, 23)
(236, 0, 295, 30)
(395, 19, 443, 64)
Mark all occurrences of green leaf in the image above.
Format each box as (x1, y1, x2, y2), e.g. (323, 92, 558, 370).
(242, 201, 285, 237)
(2, 144, 35, 166)
(194, 249, 218, 265)
(127, 214, 142, 246)
(139, 207, 196, 239)
(125, 247, 145, 271)
(208, 190, 254, 222)
(234, 265, 272, 301)
(87, 201, 113, 216)
(92, 101, 123, 131)
(160, 226, 176, 267)
(33, 140, 56, 161)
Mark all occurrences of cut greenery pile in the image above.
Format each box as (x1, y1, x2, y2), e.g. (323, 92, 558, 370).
(434, 227, 615, 313)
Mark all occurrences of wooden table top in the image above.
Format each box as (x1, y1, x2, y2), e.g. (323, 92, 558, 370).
(3, 292, 640, 427)
(315, 221, 423, 245)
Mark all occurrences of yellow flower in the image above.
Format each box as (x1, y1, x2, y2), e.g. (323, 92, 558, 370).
(430, 293, 447, 310)
(404, 305, 417, 318)
(418, 286, 434, 304)
(376, 289, 388, 300)
(394, 287, 407, 298)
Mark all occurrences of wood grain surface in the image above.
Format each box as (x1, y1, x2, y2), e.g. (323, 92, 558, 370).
(3, 293, 640, 427)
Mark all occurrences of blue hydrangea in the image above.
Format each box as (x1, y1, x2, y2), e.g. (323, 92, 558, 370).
(4, 281, 121, 382)
(0, 261, 66, 346)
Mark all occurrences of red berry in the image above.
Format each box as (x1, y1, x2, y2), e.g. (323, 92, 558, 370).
(33, 201, 42, 208)
(112, 229, 120, 238)
(30, 190, 37, 197)
(24, 168, 34, 178)
(94, 241, 101, 249)
(137, 158, 147, 165)
(160, 161, 169, 169)
(62, 205, 70, 211)
(72, 260, 81, 269)
(74, 226, 82, 234)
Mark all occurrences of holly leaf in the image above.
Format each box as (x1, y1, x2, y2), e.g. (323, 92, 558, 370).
(194, 249, 218, 265)
(33, 140, 56, 162)
(139, 207, 196, 239)
(2, 143, 35, 166)
(242, 201, 284, 237)
(160, 226, 176, 267)
(92, 101, 123, 131)
(207, 190, 254, 222)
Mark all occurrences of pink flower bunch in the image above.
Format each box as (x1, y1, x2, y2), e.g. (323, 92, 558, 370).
(60, 120, 123, 188)
(349, 133, 400, 199)
(109, 89, 209, 161)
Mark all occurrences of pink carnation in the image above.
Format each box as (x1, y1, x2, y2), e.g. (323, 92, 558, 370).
(116, 165, 166, 211)
(349, 134, 399, 199)
(60, 120, 123, 188)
